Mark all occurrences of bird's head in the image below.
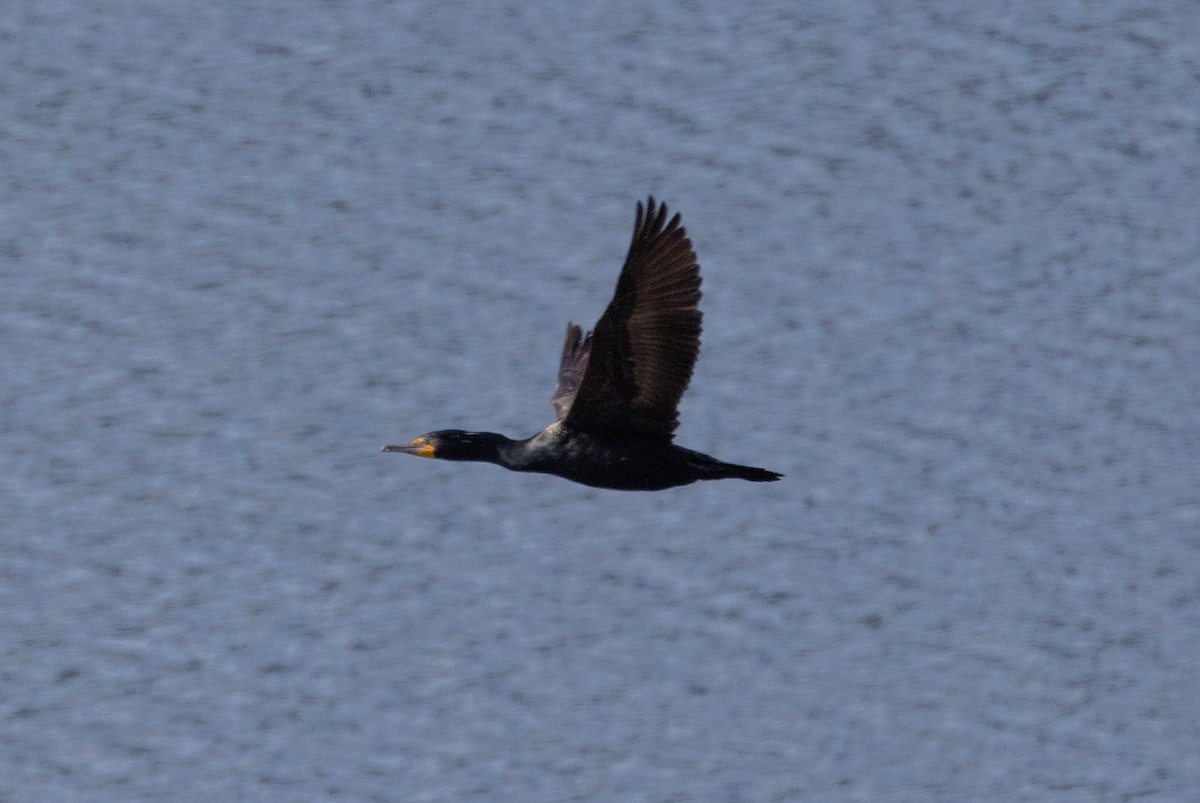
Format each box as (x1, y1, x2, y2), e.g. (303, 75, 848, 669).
(382, 430, 509, 462)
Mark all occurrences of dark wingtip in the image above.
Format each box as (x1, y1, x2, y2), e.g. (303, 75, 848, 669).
(635, 196, 675, 239)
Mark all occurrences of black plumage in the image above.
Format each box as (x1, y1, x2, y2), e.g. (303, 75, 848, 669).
(383, 197, 782, 490)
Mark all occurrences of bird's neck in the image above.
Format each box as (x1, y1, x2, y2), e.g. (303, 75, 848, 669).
(501, 423, 568, 473)
(461, 432, 520, 466)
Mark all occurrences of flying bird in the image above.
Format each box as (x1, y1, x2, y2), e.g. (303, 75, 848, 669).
(384, 197, 782, 491)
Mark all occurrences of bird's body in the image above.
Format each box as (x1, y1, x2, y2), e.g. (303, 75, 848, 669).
(384, 197, 781, 491)
(396, 423, 778, 491)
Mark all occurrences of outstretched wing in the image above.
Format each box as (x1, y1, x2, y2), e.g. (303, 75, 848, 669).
(550, 322, 592, 421)
(563, 197, 702, 442)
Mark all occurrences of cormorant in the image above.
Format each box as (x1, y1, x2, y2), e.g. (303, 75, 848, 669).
(383, 197, 782, 491)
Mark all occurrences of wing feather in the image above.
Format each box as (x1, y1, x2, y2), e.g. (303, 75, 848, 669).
(562, 197, 702, 441)
(550, 322, 591, 421)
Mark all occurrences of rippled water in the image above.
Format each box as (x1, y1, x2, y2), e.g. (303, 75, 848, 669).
(3, 1, 1198, 799)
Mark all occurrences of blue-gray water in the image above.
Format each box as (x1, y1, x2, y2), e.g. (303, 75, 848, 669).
(3, 1, 1198, 800)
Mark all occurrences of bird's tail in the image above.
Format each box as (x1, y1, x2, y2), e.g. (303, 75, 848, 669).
(709, 460, 783, 483)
